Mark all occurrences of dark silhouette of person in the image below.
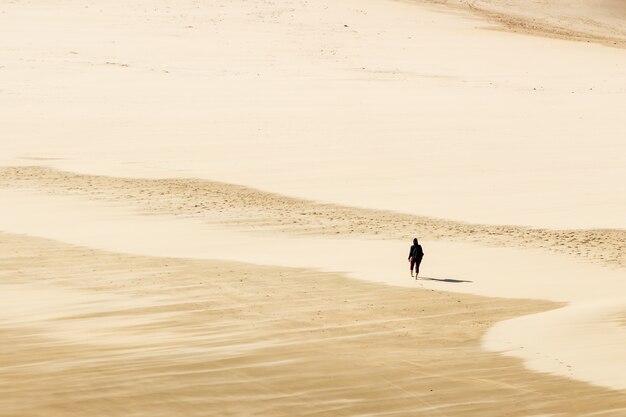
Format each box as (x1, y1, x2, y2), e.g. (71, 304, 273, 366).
(408, 238, 424, 278)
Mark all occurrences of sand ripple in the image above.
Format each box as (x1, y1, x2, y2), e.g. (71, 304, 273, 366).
(2, 234, 625, 416)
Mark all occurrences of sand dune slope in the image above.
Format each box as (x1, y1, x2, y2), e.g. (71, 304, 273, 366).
(1, 167, 623, 268)
(2, 0, 625, 229)
(2, 233, 626, 416)
(1, 167, 624, 390)
(467, 0, 626, 44)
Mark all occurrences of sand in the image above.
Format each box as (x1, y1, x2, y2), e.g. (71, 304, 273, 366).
(1, 0, 626, 414)
(0, 172, 624, 391)
(3, 232, 626, 417)
(1, 167, 624, 267)
(2, 0, 626, 228)
(468, 0, 626, 45)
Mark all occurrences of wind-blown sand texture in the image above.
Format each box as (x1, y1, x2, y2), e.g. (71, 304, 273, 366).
(2, 0, 626, 414)
(1, 167, 623, 267)
(0, 169, 625, 391)
(467, 0, 626, 46)
(2, 0, 625, 229)
(3, 233, 626, 417)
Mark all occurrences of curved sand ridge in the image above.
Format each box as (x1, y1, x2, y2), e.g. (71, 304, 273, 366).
(465, 0, 626, 47)
(0, 167, 624, 390)
(2, 0, 626, 230)
(4, 233, 626, 416)
(1, 0, 626, 410)
(1, 167, 623, 267)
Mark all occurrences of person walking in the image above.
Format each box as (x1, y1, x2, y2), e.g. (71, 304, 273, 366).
(408, 238, 424, 278)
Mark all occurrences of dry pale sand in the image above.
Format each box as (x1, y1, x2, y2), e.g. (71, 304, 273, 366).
(1, 167, 623, 268)
(0, 168, 624, 391)
(3, 232, 626, 417)
(2, 0, 626, 414)
(2, 0, 625, 228)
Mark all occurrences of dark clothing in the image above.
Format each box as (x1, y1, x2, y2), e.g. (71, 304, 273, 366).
(410, 257, 421, 275)
(408, 244, 424, 261)
(408, 243, 424, 276)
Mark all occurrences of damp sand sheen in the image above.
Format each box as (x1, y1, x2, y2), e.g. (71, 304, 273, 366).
(1, 0, 626, 416)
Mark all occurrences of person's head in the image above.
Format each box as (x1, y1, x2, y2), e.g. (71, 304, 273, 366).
(413, 238, 418, 245)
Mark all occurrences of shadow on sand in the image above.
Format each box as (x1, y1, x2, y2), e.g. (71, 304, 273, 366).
(417, 276, 473, 284)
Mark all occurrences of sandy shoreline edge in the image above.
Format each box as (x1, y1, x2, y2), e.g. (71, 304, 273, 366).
(3, 232, 626, 416)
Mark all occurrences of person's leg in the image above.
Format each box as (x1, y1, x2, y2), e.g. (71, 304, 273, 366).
(415, 260, 421, 278)
(410, 258, 415, 276)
